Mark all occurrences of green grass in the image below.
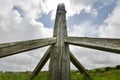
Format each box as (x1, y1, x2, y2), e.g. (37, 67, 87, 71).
(0, 70, 120, 80)
(92, 70, 120, 80)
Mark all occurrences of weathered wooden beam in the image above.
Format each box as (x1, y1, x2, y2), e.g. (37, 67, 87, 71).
(70, 52, 89, 75)
(65, 37, 120, 54)
(30, 46, 52, 80)
(70, 52, 94, 80)
(0, 37, 56, 58)
(49, 45, 70, 80)
(49, 3, 70, 80)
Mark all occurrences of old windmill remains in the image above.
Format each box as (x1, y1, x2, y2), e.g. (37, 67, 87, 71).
(0, 3, 120, 80)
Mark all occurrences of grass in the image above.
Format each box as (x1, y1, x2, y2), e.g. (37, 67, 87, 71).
(0, 69, 120, 80)
(92, 70, 120, 80)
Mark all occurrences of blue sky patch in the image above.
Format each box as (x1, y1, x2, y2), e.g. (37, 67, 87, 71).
(67, 9, 93, 27)
(92, 0, 116, 25)
(36, 12, 54, 28)
(13, 6, 24, 17)
(67, 0, 117, 27)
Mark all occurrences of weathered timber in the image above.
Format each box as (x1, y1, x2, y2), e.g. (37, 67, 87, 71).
(0, 37, 56, 58)
(30, 46, 52, 80)
(53, 3, 67, 37)
(49, 3, 70, 80)
(65, 37, 120, 54)
(70, 52, 89, 75)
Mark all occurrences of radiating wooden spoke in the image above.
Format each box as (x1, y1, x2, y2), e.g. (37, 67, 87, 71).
(65, 37, 120, 54)
(0, 37, 56, 58)
(30, 46, 52, 80)
(70, 52, 89, 75)
(70, 52, 94, 80)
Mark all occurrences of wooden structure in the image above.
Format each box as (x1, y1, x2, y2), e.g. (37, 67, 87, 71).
(0, 3, 120, 80)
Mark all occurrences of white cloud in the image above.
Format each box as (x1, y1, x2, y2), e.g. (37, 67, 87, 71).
(90, 9, 98, 17)
(0, 47, 49, 71)
(68, 20, 120, 69)
(70, 0, 96, 13)
(99, 0, 120, 38)
(69, 0, 120, 70)
(70, 45, 120, 70)
(0, 0, 52, 71)
(68, 22, 99, 37)
(0, 0, 53, 42)
(41, 0, 97, 20)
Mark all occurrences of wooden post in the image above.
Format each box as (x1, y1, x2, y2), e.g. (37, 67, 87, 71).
(49, 3, 70, 80)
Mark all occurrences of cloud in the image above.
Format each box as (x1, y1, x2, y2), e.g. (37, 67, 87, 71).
(68, 21, 99, 37)
(68, 20, 120, 69)
(68, 0, 120, 70)
(0, 47, 49, 71)
(70, 45, 120, 70)
(99, 0, 120, 38)
(0, 0, 53, 42)
(0, 0, 52, 71)
(41, 0, 97, 20)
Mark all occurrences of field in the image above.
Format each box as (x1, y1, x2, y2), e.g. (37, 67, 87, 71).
(0, 69, 120, 80)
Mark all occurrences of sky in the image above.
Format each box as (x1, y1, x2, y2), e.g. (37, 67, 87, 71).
(0, 0, 120, 72)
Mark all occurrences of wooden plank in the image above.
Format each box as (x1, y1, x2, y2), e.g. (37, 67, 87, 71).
(30, 46, 52, 80)
(65, 37, 120, 54)
(0, 37, 56, 58)
(49, 3, 70, 80)
(70, 52, 89, 75)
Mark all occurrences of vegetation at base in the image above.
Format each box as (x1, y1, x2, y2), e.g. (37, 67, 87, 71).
(116, 65, 120, 69)
(0, 66, 120, 80)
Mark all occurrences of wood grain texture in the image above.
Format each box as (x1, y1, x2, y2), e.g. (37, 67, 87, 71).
(0, 37, 56, 58)
(49, 3, 70, 80)
(65, 37, 120, 54)
(30, 46, 52, 80)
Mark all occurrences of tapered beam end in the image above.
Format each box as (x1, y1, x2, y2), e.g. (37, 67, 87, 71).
(57, 3, 66, 13)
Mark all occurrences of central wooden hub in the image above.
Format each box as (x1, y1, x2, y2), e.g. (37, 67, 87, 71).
(49, 3, 70, 80)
